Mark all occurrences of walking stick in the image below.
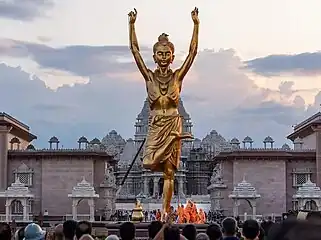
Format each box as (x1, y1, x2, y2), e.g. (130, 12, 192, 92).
(115, 138, 146, 197)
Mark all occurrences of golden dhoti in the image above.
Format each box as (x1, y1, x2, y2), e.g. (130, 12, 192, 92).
(142, 114, 182, 172)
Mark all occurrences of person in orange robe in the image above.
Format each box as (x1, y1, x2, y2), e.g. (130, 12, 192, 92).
(177, 204, 185, 223)
(184, 201, 192, 223)
(190, 202, 197, 223)
(198, 208, 206, 224)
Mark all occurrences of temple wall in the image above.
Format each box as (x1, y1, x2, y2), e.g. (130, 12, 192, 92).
(230, 160, 287, 216)
(7, 156, 106, 216)
(302, 133, 316, 149)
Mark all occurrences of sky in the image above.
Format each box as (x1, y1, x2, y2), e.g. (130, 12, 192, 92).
(1, 0, 321, 148)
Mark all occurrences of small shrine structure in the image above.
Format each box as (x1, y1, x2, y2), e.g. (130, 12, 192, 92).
(0, 178, 34, 222)
(229, 178, 261, 219)
(293, 180, 321, 210)
(68, 177, 99, 222)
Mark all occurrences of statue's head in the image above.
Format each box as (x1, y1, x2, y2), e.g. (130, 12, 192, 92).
(153, 33, 175, 68)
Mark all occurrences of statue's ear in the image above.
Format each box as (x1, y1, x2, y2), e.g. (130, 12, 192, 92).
(171, 55, 175, 63)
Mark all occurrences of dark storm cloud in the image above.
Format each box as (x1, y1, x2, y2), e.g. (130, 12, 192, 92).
(246, 52, 321, 76)
(0, 0, 54, 20)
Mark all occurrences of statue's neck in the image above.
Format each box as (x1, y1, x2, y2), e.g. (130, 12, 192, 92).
(157, 66, 171, 75)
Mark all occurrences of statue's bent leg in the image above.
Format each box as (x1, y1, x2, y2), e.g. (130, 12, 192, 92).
(162, 160, 175, 221)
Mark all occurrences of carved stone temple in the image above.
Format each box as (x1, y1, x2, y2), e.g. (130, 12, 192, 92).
(3, 101, 321, 221)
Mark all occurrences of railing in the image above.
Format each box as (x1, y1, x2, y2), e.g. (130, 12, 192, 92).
(0, 214, 33, 222)
(65, 214, 90, 221)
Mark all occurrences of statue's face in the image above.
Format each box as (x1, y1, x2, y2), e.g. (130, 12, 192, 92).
(153, 45, 174, 68)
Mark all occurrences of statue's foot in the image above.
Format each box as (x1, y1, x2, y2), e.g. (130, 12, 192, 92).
(171, 131, 194, 140)
(180, 133, 194, 140)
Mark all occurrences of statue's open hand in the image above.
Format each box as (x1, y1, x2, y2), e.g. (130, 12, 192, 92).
(191, 7, 199, 24)
(128, 8, 137, 24)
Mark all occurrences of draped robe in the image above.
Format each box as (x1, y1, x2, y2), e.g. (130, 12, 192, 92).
(142, 70, 182, 171)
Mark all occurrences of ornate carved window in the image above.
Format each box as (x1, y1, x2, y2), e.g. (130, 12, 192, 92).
(13, 163, 33, 187)
(292, 168, 312, 187)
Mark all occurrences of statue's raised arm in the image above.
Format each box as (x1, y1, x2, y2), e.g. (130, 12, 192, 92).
(175, 7, 199, 81)
(128, 8, 150, 81)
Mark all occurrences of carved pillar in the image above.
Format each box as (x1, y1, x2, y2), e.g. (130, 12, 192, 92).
(0, 126, 11, 190)
(143, 177, 149, 196)
(252, 200, 257, 219)
(233, 199, 239, 217)
(88, 199, 95, 222)
(5, 199, 10, 222)
(313, 126, 321, 187)
(22, 199, 28, 221)
(298, 199, 304, 210)
(72, 199, 78, 220)
(178, 178, 185, 198)
(153, 177, 159, 198)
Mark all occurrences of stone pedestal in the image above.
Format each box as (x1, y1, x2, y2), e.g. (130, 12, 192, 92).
(207, 183, 227, 212)
(100, 183, 117, 220)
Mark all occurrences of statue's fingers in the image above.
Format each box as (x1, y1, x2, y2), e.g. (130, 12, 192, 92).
(134, 8, 137, 14)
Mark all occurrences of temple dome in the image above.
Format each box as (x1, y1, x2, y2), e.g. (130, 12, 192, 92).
(230, 138, 240, 144)
(243, 136, 253, 143)
(118, 139, 137, 168)
(78, 136, 88, 143)
(10, 137, 20, 144)
(282, 143, 290, 150)
(263, 136, 274, 143)
(90, 138, 101, 145)
(49, 136, 59, 143)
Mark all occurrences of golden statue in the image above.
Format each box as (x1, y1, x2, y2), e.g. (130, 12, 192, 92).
(131, 199, 144, 222)
(128, 7, 199, 221)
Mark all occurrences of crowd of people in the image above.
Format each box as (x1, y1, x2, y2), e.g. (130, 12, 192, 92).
(1, 210, 321, 240)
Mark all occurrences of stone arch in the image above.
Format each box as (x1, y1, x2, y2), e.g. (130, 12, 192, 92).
(76, 198, 91, 215)
(68, 177, 99, 222)
(304, 200, 318, 210)
(229, 178, 261, 219)
(293, 180, 321, 211)
(10, 137, 21, 150)
(148, 179, 154, 196)
(0, 178, 34, 222)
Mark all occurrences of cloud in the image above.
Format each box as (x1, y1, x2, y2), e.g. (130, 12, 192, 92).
(246, 52, 321, 76)
(0, 0, 54, 21)
(0, 39, 152, 77)
(0, 39, 319, 148)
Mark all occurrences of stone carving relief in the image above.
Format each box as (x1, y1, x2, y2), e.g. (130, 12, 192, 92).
(13, 163, 33, 187)
(105, 166, 117, 187)
(101, 130, 126, 159)
(210, 163, 223, 184)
